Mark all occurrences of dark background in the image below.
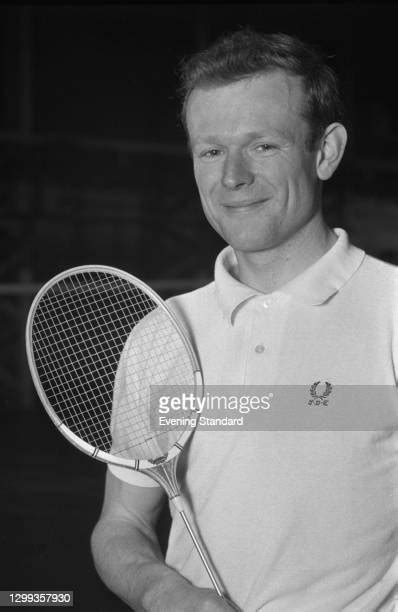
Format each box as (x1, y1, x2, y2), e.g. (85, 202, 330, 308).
(1, 4, 398, 610)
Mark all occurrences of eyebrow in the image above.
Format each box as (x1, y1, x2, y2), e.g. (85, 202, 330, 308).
(191, 129, 292, 147)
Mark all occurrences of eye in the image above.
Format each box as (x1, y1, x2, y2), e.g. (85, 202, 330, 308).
(199, 148, 223, 159)
(253, 143, 275, 154)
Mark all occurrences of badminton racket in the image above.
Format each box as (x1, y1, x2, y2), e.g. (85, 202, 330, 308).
(25, 265, 231, 603)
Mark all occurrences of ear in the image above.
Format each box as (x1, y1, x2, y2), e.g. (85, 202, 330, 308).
(316, 123, 347, 181)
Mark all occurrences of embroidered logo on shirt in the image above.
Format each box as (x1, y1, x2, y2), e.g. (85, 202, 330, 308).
(308, 381, 333, 406)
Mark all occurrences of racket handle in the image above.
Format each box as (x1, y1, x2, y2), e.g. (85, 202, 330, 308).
(180, 509, 224, 597)
(171, 496, 226, 599)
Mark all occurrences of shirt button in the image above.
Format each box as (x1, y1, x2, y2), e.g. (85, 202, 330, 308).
(255, 344, 265, 353)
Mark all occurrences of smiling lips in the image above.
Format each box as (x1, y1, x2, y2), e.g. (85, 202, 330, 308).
(222, 198, 268, 212)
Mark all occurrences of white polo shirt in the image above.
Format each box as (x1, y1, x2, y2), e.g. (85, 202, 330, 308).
(110, 228, 398, 611)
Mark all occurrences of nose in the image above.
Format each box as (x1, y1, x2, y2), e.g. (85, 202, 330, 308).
(222, 151, 254, 190)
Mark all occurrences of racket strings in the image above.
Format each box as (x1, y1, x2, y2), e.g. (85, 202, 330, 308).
(32, 272, 156, 449)
(111, 319, 195, 459)
(31, 271, 196, 458)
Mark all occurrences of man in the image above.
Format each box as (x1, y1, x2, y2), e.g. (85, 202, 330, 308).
(91, 30, 398, 611)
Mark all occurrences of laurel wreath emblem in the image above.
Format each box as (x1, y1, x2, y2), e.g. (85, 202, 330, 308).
(309, 381, 333, 400)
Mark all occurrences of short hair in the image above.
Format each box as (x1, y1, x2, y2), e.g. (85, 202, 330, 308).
(179, 28, 345, 149)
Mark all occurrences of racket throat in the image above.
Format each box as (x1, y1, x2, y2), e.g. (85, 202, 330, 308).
(142, 456, 180, 501)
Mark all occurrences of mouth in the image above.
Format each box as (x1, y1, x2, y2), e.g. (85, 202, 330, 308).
(221, 198, 268, 213)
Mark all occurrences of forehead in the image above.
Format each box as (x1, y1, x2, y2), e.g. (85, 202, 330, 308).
(186, 71, 308, 143)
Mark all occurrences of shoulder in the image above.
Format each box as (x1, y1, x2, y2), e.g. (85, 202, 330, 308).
(357, 254, 398, 380)
(354, 252, 398, 299)
(360, 253, 398, 278)
(350, 254, 398, 324)
(164, 281, 221, 350)
(166, 281, 218, 323)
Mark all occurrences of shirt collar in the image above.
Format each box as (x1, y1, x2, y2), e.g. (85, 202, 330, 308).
(214, 228, 365, 323)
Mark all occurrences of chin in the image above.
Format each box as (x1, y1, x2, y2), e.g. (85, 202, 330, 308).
(224, 229, 279, 253)
(227, 239, 276, 253)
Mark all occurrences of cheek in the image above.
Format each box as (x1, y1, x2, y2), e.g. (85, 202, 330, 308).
(194, 164, 208, 193)
(277, 162, 313, 198)
(255, 157, 292, 192)
(194, 165, 219, 202)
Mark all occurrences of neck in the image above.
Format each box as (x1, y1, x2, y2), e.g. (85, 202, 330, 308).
(234, 216, 337, 294)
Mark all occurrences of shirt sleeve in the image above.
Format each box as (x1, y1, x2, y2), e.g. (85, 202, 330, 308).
(108, 464, 160, 487)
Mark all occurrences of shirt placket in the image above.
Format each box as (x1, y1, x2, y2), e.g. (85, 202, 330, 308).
(242, 294, 286, 386)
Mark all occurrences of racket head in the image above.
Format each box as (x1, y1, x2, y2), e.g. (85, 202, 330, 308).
(26, 265, 203, 471)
